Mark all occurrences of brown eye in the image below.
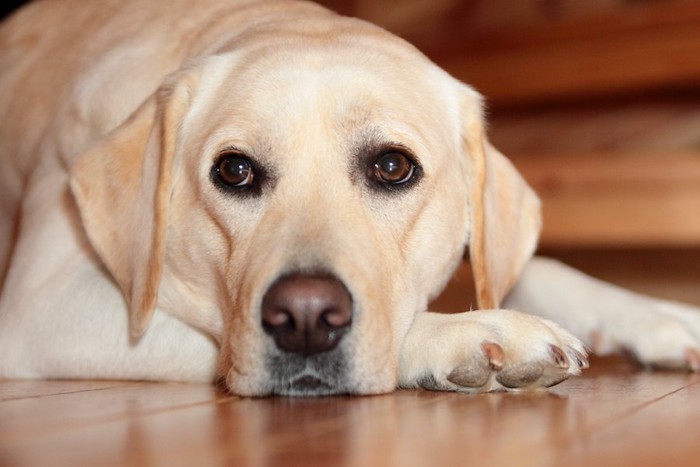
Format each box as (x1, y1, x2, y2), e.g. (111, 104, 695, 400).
(374, 152, 415, 184)
(217, 154, 254, 187)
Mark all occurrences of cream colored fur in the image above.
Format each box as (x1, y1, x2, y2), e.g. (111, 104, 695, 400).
(0, 0, 698, 396)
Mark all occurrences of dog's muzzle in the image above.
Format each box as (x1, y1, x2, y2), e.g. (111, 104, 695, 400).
(261, 273, 353, 395)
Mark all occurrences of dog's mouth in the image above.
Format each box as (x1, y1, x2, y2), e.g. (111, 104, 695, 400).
(270, 368, 345, 396)
(285, 373, 334, 394)
(265, 348, 350, 396)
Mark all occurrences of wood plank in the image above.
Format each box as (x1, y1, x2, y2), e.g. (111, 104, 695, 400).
(426, 2, 700, 106)
(1, 362, 699, 467)
(488, 98, 700, 156)
(0, 380, 131, 402)
(557, 370, 700, 467)
(509, 152, 700, 248)
(0, 381, 231, 440)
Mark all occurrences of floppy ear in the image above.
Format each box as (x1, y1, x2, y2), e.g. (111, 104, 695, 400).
(461, 88, 542, 309)
(70, 76, 193, 339)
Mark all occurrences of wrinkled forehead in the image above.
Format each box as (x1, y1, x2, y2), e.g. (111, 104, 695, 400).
(190, 36, 461, 158)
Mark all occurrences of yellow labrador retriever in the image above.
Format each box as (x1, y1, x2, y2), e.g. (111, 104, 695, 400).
(1, 0, 699, 396)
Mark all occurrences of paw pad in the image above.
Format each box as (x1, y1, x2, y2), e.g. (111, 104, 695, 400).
(495, 362, 545, 388)
(446, 362, 490, 388)
(443, 342, 589, 391)
(399, 310, 590, 394)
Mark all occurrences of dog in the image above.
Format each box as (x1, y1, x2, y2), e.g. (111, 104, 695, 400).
(1, 0, 699, 396)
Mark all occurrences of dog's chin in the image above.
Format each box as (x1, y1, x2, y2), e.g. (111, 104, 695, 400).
(225, 344, 397, 396)
(272, 373, 345, 397)
(264, 347, 352, 397)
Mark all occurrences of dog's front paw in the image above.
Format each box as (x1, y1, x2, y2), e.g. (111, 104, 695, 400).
(399, 310, 588, 393)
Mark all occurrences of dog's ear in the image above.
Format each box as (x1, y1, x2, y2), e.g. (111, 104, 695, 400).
(461, 87, 542, 309)
(70, 75, 194, 340)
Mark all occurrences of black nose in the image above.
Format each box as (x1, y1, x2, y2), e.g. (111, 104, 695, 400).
(261, 274, 353, 355)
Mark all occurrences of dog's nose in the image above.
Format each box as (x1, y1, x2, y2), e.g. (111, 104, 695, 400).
(261, 274, 352, 355)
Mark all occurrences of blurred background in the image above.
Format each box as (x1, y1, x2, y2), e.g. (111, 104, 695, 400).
(3, 0, 699, 307)
(318, 0, 700, 309)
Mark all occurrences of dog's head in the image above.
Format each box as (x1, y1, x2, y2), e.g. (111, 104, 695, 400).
(70, 8, 540, 396)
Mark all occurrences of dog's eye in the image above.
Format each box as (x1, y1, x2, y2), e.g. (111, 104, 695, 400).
(374, 152, 415, 184)
(216, 154, 254, 187)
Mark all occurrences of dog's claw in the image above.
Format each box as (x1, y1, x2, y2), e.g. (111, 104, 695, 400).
(481, 342, 504, 370)
(570, 347, 589, 369)
(549, 344, 569, 369)
(685, 348, 700, 372)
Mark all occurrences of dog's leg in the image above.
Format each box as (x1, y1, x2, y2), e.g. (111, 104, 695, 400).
(505, 256, 700, 371)
(399, 309, 588, 392)
(0, 169, 219, 382)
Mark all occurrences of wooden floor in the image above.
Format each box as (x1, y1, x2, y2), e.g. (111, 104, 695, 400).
(2, 249, 700, 467)
(1, 357, 699, 467)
